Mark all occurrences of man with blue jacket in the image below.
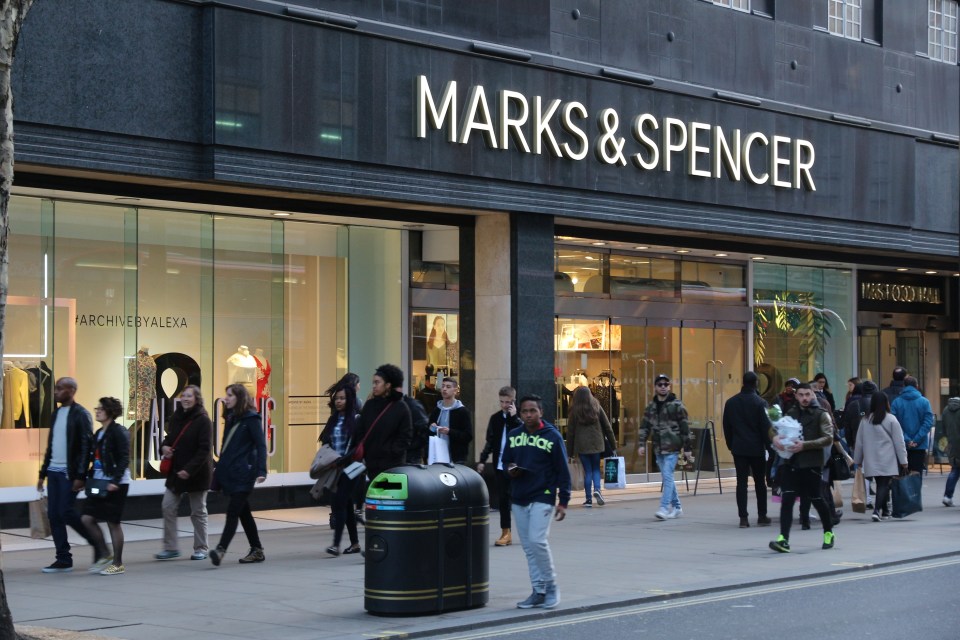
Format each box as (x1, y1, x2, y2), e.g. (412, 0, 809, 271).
(891, 376, 934, 473)
(502, 395, 571, 610)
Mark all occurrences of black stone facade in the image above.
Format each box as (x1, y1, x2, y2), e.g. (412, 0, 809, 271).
(10, 0, 959, 260)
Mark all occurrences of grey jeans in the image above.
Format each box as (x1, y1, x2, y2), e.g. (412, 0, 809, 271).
(161, 489, 209, 552)
(511, 502, 556, 593)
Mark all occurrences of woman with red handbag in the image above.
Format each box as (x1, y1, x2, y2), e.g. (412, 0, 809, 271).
(155, 385, 213, 561)
(351, 364, 413, 486)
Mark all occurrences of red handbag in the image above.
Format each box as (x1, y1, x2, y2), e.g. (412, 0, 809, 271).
(160, 420, 193, 476)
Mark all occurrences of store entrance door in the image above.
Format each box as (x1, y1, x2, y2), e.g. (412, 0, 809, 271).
(616, 320, 744, 473)
(860, 328, 925, 391)
(681, 322, 745, 467)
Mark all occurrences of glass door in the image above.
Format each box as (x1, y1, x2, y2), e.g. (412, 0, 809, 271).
(681, 322, 745, 467)
(618, 322, 680, 475)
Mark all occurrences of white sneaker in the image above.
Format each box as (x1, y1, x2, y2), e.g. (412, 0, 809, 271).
(668, 507, 683, 519)
(943, 496, 954, 507)
(655, 508, 671, 520)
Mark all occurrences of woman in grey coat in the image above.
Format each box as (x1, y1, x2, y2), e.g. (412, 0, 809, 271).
(854, 392, 908, 522)
(565, 386, 617, 507)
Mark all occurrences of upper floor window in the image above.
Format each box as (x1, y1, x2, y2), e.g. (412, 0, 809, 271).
(828, 0, 861, 41)
(713, 0, 750, 11)
(929, 0, 959, 64)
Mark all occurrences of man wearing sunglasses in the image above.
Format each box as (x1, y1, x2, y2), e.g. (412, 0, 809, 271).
(638, 375, 694, 520)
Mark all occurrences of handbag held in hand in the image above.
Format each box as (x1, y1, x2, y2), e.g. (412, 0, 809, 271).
(29, 495, 51, 539)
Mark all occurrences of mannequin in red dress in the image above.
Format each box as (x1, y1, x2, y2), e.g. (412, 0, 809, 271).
(253, 348, 271, 402)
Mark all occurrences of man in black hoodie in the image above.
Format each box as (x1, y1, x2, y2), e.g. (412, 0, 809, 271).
(722, 371, 772, 528)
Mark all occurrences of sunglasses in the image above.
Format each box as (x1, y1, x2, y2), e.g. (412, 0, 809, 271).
(655, 382, 671, 387)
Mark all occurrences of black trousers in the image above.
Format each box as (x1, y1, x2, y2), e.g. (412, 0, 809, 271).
(733, 455, 767, 518)
(494, 469, 512, 529)
(779, 465, 833, 538)
(906, 449, 926, 473)
(218, 491, 262, 551)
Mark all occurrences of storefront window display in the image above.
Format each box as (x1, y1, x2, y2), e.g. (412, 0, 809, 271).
(411, 312, 460, 391)
(0, 195, 402, 494)
(753, 263, 854, 406)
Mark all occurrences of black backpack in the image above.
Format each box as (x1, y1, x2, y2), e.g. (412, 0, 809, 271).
(403, 395, 431, 463)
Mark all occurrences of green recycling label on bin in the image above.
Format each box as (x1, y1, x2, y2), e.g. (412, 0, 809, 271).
(367, 472, 409, 500)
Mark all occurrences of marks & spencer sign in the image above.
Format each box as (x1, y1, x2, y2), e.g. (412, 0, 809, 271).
(415, 75, 816, 191)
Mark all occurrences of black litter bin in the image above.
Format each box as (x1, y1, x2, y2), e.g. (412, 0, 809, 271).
(364, 463, 489, 615)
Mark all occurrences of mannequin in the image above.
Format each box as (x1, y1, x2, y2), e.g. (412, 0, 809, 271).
(128, 346, 157, 421)
(253, 348, 272, 401)
(226, 345, 257, 393)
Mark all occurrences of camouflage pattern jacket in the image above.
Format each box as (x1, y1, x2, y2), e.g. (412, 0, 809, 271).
(638, 394, 693, 454)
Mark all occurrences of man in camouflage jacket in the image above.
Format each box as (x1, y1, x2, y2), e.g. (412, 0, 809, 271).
(638, 374, 694, 520)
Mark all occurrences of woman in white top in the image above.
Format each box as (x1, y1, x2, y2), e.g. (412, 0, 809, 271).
(854, 391, 908, 522)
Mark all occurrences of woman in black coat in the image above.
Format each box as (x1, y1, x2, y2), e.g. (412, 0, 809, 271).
(156, 385, 213, 561)
(210, 383, 268, 567)
(82, 396, 131, 575)
(352, 364, 412, 482)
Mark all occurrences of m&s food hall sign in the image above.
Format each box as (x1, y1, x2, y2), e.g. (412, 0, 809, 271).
(415, 75, 817, 191)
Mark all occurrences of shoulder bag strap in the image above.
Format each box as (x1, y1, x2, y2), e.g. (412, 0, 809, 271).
(358, 402, 395, 449)
(220, 418, 243, 454)
(169, 420, 194, 449)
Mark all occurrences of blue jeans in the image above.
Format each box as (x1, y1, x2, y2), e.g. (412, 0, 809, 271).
(946, 463, 960, 499)
(511, 502, 556, 593)
(580, 453, 601, 501)
(655, 452, 681, 511)
(46, 471, 94, 564)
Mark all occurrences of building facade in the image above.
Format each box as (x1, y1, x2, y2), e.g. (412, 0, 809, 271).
(1, 0, 957, 505)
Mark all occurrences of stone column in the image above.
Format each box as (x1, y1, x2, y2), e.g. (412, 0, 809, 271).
(510, 213, 556, 422)
(470, 214, 513, 457)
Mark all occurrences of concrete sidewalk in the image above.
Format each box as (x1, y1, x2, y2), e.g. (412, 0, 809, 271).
(3, 473, 958, 640)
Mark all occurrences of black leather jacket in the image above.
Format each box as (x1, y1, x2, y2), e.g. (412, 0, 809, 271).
(39, 403, 94, 482)
(91, 421, 131, 485)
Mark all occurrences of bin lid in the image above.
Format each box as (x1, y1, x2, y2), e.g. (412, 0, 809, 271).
(366, 464, 489, 510)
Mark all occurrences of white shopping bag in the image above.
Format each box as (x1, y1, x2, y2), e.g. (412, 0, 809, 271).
(427, 434, 451, 464)
(603, 456, 626, 490)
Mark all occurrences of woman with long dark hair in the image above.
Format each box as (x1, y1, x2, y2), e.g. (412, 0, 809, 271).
(426, 315, 448, 369)
(156, 385, 213, 561)
(565, 386, 616, 507)
(321, 383, 362, 556)
(82, 397, 131, 575)
(210, 383, 268, 566)
(854, 391, 908, 522)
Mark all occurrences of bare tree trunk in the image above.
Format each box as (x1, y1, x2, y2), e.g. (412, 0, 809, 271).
(0, 3, 36, 639)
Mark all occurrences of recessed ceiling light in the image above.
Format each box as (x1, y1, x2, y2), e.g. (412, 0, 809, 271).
(714, 253, 728, 257)
(752, 256, 765, 260)
(925, 270, 937, 274)
(675, 249, 690, 254)
(634, 246, 649, 250)
(272, 212, 291, 217)
(591, 242, 606, 246)
(895, 268, 909, 272)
